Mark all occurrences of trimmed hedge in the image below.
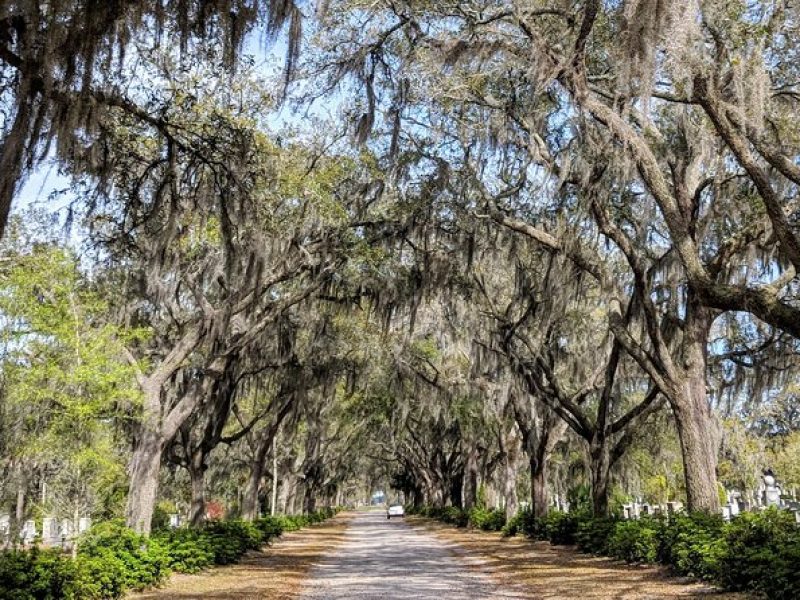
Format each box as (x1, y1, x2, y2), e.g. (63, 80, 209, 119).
(0, 508, 340, 600)
(415, 505, 800, 600)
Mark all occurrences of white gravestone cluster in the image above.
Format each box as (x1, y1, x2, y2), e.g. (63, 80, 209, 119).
(618, 470, 800, 523)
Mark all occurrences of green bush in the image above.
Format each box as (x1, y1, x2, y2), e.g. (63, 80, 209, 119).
(543, 510, 584, 545)
(607, 518, 660, 563)
(441, 507, 469, 527)
(1, 509, 340, 599)
(575, 516, 617, 554)
(718, 508, 800, 599)
(254, 516, 286, 540)
(468, 507, 506, 531)
(153, 528, 215, 574)
(411, 502, 800, 599)
(501, 509, 529, 537)
(0, 547, 90, 600)
(77, 521, 170, 592)
(202, 520, 263, 565)
(655, 512, 725, 580)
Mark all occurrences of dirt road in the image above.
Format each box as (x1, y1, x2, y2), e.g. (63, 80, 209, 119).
(299, 511, 524, 599)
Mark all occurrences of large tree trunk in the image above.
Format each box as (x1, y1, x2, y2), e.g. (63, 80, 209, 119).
(671, 376, 720, 512)
(242, 453, 267, 521)
(589, 436, 611, 516)
(530, 454, 549, 519)
(125, 429, 165, 536)
(303, 488, 317, 514)
(671, 302, 721, 513)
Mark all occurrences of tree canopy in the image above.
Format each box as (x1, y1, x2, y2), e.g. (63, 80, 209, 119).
(1, 0, 799, 545)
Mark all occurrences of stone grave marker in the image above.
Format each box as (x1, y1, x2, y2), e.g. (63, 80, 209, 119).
(762, 470, 782, 507)
(78, 517, 92, 533)
(22, 520, 37, 544)
(60, 519, 73, 541)
(42, 517, 59, 545)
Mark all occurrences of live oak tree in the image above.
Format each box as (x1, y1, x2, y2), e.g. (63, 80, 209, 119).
(0, 0, 304, 234)
(308, 0, 800, 513)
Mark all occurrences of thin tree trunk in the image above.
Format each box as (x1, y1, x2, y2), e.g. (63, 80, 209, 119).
(125, 429, 164, 536)
(188, 451, 206, 527)
(462, 448, 479, 510)
(10, 478, 26, 545)
(270, 434, 279, 516)
(504, 435, 520, 520)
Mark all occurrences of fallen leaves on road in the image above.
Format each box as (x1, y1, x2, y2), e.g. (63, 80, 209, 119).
(409, 517, 751, 600)
(130, 514, 351, 600)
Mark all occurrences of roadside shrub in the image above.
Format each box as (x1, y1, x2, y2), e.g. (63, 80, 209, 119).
(202, 520, 263, 565)
(2, 510, 339, 599)
(718, 508, 800, 599)
(77, 521, 170, 591)
(468, 507, 506, 531)
(543, 510, 584, 545)
(413, 502, 800, 599)
(502, 508, 529, 537)
(0, 547, 89, 600)
(655, 512, 725, 580)
(441, 507, 469, 527)
(254, 516, 285, 540)
(153, 528, 215, 574)
(575, 516, 617, 554)
(607, 518, 659, 563)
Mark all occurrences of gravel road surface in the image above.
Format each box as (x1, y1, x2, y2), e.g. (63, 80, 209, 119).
(299, 511, 524, 600)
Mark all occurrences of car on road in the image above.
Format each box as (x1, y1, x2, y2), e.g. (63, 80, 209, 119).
(386, 504, 405, 519)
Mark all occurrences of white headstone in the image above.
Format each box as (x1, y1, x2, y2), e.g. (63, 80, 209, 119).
(60, 519, 73, 540)
(169, 514, 181, 528)
(763, 472, 782, 507)
(0, 514, 9, 535)
(721, 505, 732, 521)
(78, 517, 92, 533)
(22, 520, 37, 543)
(42, 517, 59, 544)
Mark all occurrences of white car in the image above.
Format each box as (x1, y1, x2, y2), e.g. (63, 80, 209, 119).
(386, 504, 405, 519)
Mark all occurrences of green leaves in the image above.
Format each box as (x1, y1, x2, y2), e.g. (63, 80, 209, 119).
(1, 238, 142, 518)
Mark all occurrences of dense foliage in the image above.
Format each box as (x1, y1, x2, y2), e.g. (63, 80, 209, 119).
(418, 506, 800, 600)
(0, 510, 338, 600)
(3, 0, 800, 597)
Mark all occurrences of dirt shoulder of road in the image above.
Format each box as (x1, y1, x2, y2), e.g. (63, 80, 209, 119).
(129, 513, 352, 600)
(408, 517, 751, 600)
